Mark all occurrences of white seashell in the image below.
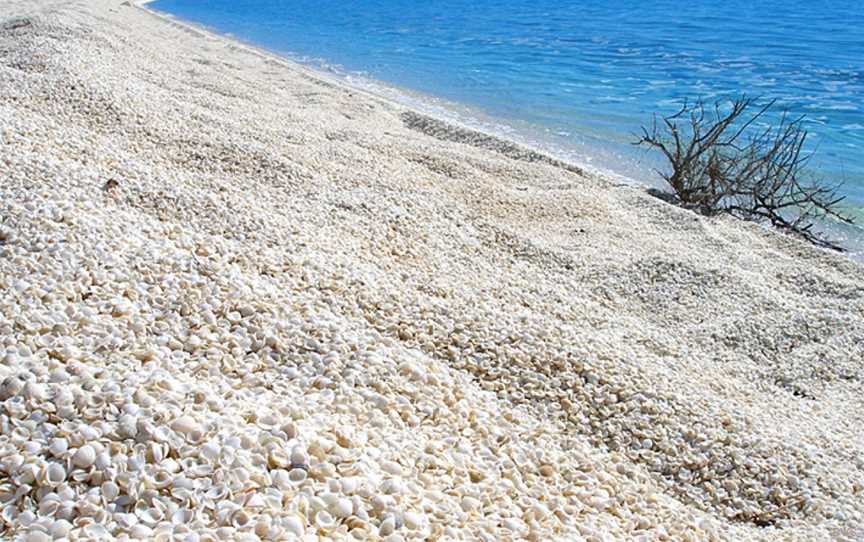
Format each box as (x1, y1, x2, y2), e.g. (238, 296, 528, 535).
(136, 504, 164, 525)
(379, 516, 396, 537)
(41, 463, 66, 487)
(48, 438, 68, 457)
(102, 481, 120, 501)
(95, 451, 111, 470)
(381, 461, 403, 476)
(380, 479, 404, 495)
(0, 376, 24, 401)
(330, 497, 352, 519)
(162, 458, 181, 474)
(148, 443, 165, 464)
(403, 512, 424, 530)
(150, 470, 174, 489)
(319, 493, 338, 507)
(460, 496, 481, 513)
(231, 509, 253, 530)
(172, 508, 194, 525)
(83, 524, 108, 538)
(314, 510, 335, 530)
(72, 445, 96, 469)
(339, 477, 358, 495)
(23, 530, 50, 542)
(49, 519, 73, 539)
(290, 445, 308, 468)
(287, 468, 307, 485)
(130, 524, 154, 539)
(501, 517, 524, 532)
(271, 469, 291, 490)
(16, 463, 39, 485)
(37, 495, 61, 517)
(531, 503, 550, 519)
(171, 415, 199, 435)
(23, 381, 47, 401)
(2, 454, 24, 474)
(19, 510, 36, 526)
(280, 422, 297, 440)
(200, 441, 221, 461)
(115, 513, 139, 528)
(79, 425, 100, 441)
(1, 504, 16, 524)
(117, 414, 138, 438)
(255, 413, 279, 430)
(205, 485, 228, 501)
(283, 515, 305, 537)
(267, 449, 290, 469)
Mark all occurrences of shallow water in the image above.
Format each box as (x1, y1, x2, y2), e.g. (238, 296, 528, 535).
(150, 0, 864, 252)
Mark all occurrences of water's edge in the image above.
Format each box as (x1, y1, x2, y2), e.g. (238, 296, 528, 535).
(136, 0, 651, 187)
(135, 0, 863, 260)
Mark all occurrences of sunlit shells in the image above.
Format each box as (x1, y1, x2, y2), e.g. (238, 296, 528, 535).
(40, 463, 66, 487)
(0, 3, 859, 542)
(71, 445, 96, 469)
(283, 515, 305, 537)
(170, 416, 199, 435)
(314, 510, 336, 531)
(330, 497, 353, 519)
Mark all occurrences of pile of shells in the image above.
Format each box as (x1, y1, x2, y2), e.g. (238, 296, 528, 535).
(0, 3, 862, 541)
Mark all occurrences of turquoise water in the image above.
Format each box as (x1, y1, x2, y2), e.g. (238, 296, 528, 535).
(151, 0, 864, 249)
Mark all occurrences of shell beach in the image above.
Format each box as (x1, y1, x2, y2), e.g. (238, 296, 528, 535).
(1, 1, 863, 540)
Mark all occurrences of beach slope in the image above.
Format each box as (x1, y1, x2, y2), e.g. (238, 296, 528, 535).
(0, 1, 862, 540)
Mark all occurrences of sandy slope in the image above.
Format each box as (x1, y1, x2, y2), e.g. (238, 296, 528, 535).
(1, 1, 863, 540)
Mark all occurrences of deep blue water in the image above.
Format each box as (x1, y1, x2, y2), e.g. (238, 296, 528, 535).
(151, 0, 864, 247)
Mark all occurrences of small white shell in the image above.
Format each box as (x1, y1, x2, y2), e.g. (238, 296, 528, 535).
(339, 477, 358, 495)
(172, 508, 193, 525)
(72, 445, 96, 469)
(231, 509, 253, 530)
(460, 496, 481, 513)
(403, 512, 424, 530)
(331, 497, 353, 519)
(42, 463, 66, 487)
(149, 470, 174, 489)
(283, 515, 305, 537)
(83, 524, 108, 538)
(271, 469, 291, 490)
(136, 504, 164, 525)
(129, 524, 153, 539)
(314, 510, 335, 531)
(287, 468, 307, 485)
(38, 496, 61, 516)
(23, 530, 50, 542)
(290, 445, 308, 468)
(200, 441, 221, 461)
(48, 438, 69, 457)
(101, 481, 120, 501)
(49, 519, 73, 539)
(379, 516, 396, 537)
(381, 461, 403, 476)
(171, 415, 199, 435)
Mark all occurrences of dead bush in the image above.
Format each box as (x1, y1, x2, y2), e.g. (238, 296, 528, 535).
(638, 96, 853, 251)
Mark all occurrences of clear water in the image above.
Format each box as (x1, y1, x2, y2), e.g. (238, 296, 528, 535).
(150, 0, 864, 251)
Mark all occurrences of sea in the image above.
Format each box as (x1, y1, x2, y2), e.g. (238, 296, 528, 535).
(150, 0, 864, 254)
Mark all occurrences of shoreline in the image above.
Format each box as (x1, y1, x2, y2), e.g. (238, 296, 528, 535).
(136, 0, 650, 190)
(2, 1, 864, 541)
(137, 0, 864, 259)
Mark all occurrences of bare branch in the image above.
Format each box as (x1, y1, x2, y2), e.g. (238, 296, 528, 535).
(636, 95, 853, 251)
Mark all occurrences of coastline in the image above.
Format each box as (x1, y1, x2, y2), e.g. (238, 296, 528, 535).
(139, 0, 864, 259)
(2, 1, 863, 541)
(137, 0, 650, 190)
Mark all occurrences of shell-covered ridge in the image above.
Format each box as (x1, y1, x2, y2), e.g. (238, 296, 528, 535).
(1, 2, 863, 541)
